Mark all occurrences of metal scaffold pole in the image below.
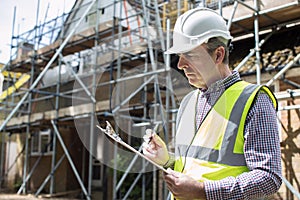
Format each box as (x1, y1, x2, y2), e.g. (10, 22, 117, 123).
(21, 0, 41, 193)
(253, 0, 261, 85)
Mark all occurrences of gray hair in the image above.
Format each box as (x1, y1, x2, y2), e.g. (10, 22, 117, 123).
(205, 37, 230, 64)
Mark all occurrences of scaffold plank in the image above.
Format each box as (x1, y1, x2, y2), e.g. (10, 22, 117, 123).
(1, 100, 110, 127)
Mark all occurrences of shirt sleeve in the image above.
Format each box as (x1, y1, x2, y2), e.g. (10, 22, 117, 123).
(204, 92, 282, 200)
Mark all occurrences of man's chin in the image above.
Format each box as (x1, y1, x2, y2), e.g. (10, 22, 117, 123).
(189, 81, 205, 89)
(187, 78, 201, 87)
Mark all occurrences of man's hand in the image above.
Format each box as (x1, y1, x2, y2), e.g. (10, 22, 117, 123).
(164, 168, 206, 200)
(142, 129, 169, 166)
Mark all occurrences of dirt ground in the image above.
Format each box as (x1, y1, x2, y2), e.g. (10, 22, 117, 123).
(0, 194, 80, 200)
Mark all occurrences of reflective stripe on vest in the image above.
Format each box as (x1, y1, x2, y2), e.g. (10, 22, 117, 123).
(174, 81, 277, 181)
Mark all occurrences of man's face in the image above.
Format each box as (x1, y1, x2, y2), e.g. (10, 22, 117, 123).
(177, 45, 217, 89)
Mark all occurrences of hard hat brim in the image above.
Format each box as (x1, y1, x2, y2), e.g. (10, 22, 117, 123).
(165, 43, 200, 54)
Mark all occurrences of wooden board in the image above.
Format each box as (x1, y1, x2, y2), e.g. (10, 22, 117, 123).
(222, 0, 300, 36)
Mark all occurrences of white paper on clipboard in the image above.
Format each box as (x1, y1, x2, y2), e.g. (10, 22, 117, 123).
(96, 121, 168, 173)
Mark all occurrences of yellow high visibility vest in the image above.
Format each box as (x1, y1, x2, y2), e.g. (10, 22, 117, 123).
(174, 81, 277, 181)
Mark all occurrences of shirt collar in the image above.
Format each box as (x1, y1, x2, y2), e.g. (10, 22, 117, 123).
(199, 71, 241, 95)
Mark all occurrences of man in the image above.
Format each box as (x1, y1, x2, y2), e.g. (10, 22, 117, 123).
(143, 7, 282, 200)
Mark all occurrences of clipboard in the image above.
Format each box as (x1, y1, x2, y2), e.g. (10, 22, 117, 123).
(97, 121, 168, 173)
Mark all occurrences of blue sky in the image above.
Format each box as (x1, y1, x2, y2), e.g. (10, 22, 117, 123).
(0, 0, 75, 64)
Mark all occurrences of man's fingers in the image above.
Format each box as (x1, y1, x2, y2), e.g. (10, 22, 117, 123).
(164, 168, 179, 185)
(142, 150, 156, 159)
(151, 134, 165, 148)
(164, 169, 184, 199)
(166, 168, 181, 178)
(144, 129, 165, 148)
(142, 142, 157, 155)
(143, 129, 153, 143)
(164, 170, 178, 195)
(142, 138, 158, 151)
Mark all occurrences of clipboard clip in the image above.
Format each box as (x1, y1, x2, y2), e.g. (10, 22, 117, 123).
(97, 121, 121, 142)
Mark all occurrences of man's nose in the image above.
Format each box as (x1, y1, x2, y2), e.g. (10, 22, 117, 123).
(177, 56, 188, 70)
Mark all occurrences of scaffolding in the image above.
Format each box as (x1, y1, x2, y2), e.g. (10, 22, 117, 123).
(0, 0, 300, 199)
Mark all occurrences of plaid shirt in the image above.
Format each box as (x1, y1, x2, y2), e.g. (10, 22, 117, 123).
(178, 71, 282, 199)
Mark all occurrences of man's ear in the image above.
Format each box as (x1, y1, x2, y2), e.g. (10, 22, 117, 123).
(215, 46, 225, 64)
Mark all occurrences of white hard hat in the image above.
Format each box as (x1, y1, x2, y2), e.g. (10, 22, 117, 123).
(165, 7, 232, 54)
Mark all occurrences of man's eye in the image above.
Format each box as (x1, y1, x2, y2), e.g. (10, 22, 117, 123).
(186, 53, 196, 58)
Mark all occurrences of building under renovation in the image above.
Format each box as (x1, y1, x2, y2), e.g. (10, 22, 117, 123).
(0, 0, 299, 199)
